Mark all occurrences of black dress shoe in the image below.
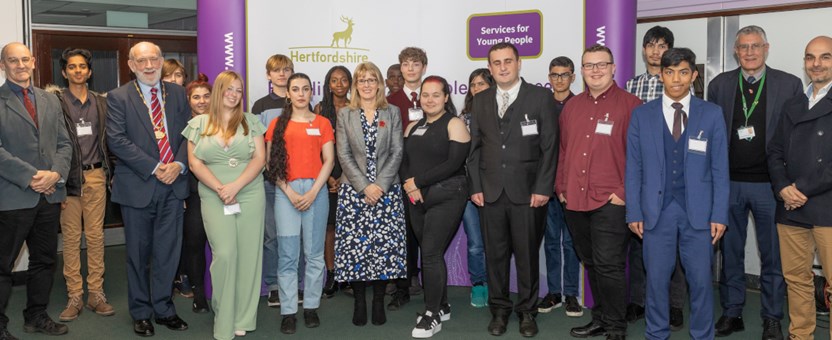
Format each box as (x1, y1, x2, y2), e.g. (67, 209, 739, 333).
(133, 319, 155, 337)
(519, 313, 538, 337)
(762, 319, 784, 340)
(281, 315, 296, 334)
(570, 320, 607, 338)
(488, 313, 509, 336)
(624, 303, 644, 323)
(304, 309, 320, 328)
(606, 334, 626, 340)
(387, 291, 410, 311)
(155, 315, 188, 331)
(669, 307, 683, 331)
(23, 315, 69, 336)
(714, 315, 744, 337)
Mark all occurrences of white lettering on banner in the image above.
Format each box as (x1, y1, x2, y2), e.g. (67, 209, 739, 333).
(224, 32, 235, 70)
(596, 25, 606, 45)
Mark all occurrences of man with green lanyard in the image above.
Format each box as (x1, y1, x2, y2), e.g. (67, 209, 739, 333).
(707, 25, 802, 340)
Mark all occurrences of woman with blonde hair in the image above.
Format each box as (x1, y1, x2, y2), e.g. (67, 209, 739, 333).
(182, 70, 266, 340)
(335, 62, 406, 327)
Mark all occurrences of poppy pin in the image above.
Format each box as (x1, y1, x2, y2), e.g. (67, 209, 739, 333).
(379, 121, 386, 128)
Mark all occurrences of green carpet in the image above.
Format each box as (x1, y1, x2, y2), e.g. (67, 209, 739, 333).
(4, 245, 830, 339)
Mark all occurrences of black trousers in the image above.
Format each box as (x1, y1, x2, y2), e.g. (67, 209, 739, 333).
(395, 194, 421, 294)
(410, 176, 468, 313)
(565, 203, 629, 335)
(0, 197, 61, 327)
(181, 191, 207, 291)
(480, 192, 546, 315)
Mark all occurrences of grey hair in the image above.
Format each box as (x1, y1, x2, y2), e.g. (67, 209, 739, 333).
(735, 25, 768, 45)
(128, 41, 162, 60)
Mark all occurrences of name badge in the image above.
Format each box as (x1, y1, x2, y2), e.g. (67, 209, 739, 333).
(306, 128, 321, 136)
(411, 126, 428, 136)
(408, 108, 424, 121)
(595, 120, 614, 135)
(737, 125, 756, 141)
(223, 203, 241, 215)
(521, 120, 538, 136)
(688, 130, 708, 155)
(76, 120, 93, 137)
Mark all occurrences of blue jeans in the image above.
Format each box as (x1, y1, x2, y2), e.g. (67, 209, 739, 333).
(544, 199, 580, 297)
(462, 201, 487, 284)
(274, 179, 328, 315)
(263, 179, 279, 291)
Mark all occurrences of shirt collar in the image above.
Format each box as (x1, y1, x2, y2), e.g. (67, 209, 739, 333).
(805, 81, 832, 100)
(741, 65, 766, 83)
(585, 81, 618, 101)
(136, 80, 160, 94)
(269, 91, 285, 100)
(5, 80, 34, 94)
(496, 79, 522, 98)
(404, 84, 421, 97)
(662, 91, 692, 113)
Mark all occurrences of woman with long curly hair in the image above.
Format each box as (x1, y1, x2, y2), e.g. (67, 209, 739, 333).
(265, 73, 335, 334)
(182, 70, 267, 340)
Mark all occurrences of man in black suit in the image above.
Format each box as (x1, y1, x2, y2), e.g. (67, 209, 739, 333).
(707, 25, 802, 340)
(467, 42, 557, 338)
(106, 41, 190, 337)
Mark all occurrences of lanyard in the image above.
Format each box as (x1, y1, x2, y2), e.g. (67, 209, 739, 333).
(738, 73, 766, 125)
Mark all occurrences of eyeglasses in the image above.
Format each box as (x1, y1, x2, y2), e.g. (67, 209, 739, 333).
(357, 78, 378, 85)
(132, 57, 161, 65)
(582, 62, 611, 70)
(548, 72, 573, 81)
(4, 57, 32, 65)
(736, 43, 767, 53)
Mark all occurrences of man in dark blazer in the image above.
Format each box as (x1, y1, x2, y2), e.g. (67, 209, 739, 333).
(626, 48, 729, 340)
(467, 42, 557, 337)
(0, 42, 72, 339)
(707, 25, 802, 340)
(106, 41, 190, 337)
(767, 35, 832, 340)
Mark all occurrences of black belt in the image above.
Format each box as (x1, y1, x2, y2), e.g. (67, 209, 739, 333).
(82, 162, 103, 171)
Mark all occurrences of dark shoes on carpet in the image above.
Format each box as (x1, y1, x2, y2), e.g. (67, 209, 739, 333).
(537, 293, 562, 313)
(280, 315, 296, 334)
(715, 315, 744, 337)
(23, 314, 68, 336)
(518, 312, 538, 337)
(762, 318, 784, 340)
(155, 314, 188, 331)
(133, 319, 154, 337)
(570, 320, 607, 338)
(624, 303, 644, 323)
(669, 307, 683, 331)
(303, 309, 320, 328)
(487, 313, 508, 336)
(387, 290, 410, 311)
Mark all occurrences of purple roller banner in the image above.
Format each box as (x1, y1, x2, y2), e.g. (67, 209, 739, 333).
(583, 0, 637, 308)
(197, 0, 247, 298)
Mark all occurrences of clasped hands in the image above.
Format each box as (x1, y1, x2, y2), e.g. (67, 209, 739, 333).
(363, 183, 384, 206)
(30, 170, 60, 195)
(216, 182, 241, 206)
(155, 162, 181, 185)
(780, 183, 807, 211)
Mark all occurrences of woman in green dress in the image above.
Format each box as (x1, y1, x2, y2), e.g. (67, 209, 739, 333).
(182, 70, 267, 340)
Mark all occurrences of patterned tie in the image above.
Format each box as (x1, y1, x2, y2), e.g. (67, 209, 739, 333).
(21, 88, 38, 128)
(410, 91, 418, 107)
(499, 92, 510, 118)
(150, 87, 174, 164)
(748, 76, 756, 84)
(671, 102, 687, 142)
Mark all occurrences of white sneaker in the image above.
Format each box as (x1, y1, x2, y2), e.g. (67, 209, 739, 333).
(234, 330, 246, 336)
(412, 311, 441, 338)
(416, 304, 450, 323)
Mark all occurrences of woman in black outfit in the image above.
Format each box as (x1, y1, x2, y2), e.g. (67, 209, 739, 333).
(400, 75, 471, 338)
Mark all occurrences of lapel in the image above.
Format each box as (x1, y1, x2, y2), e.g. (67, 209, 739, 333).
(764, 67, 778, 132)
(647, 100, 665, 170)
(684, 97, 704, 162)
(163, 84, 178, 147)
(128, 81, 156, 141)
(34, 88, 49, 130)
(1, 83, 38, 130)
(725, 69, 741, 130)
(796, 93, 832, 124)
(376, 107, 389, 151)
(502, 82, 529, 141)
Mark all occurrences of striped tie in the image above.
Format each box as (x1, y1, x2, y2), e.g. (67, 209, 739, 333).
(150, 87, 174, 164)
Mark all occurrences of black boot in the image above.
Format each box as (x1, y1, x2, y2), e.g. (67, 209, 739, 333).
(372, 280, 387, 325)
(322, 269, 338, 298)
(191, 285, 210, 313)
(352, 281, 367, 326)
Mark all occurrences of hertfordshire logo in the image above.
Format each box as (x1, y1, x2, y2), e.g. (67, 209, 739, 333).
(290, 15, 369, 64)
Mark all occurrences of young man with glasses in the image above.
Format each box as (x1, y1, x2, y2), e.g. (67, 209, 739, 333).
(537, 56, 583, 319)
(556, 44, 642, 340)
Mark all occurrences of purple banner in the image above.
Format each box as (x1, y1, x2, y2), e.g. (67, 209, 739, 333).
(583, 0, 637, 307)
(467, 11, 542, 60)
(197, 0, 247, 298)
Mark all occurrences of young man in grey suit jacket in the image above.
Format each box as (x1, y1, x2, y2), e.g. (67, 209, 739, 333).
(0, 42, 73, 339)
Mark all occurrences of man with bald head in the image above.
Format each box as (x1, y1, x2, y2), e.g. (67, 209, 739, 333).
(106, 41, 190, 337)
(768, 35, 832, 340)
(0, 42, 72, 339)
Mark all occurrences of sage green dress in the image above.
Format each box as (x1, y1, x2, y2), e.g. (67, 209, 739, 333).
(182, 113, 266, 340)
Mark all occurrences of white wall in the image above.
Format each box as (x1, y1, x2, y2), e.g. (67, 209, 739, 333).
(635, 18, 709, 76)
(0, 0, 25, 84)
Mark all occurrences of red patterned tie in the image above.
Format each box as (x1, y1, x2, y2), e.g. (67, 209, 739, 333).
(410, 91, 418, 106)
(150, 87, 174, 163)
(21, 88, 38, 128)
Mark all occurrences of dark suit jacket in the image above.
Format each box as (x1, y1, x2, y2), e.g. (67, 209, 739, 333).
(387, 88, 419, 132)
(0, 83, 72, 210)
(467, 80, 558, 204)
(106, 80, 190, 208)
(625, 97, 730, 230)
(707, 66, 802, 146)
(768, 89, 832, 226)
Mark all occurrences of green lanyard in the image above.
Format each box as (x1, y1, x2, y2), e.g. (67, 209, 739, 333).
(738, 73, 766, 126)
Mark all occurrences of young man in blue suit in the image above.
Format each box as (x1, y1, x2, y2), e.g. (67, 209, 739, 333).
(625, 48, 729, 340)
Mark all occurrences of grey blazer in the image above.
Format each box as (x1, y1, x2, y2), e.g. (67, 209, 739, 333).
(0, 83, 72, 210)
(336, 105, 403, 193)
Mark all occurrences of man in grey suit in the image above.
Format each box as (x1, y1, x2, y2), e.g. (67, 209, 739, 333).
(707, 25, 802, 340)
(0, 42, 72, 339)
(106, 41, 190, 337)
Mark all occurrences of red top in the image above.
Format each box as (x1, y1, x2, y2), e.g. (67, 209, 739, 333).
(556, 83, 642, 212)
(266, 115, 334, 181)
(387, 88, 419, 132)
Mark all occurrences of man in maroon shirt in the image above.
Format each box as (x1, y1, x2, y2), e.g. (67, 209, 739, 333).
(556, 44, 642, 340)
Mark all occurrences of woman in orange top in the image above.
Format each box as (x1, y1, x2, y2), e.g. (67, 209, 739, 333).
(265, 73, 335, 334)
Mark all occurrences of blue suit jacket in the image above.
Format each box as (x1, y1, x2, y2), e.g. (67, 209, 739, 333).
(625, 96, 730, 230)
(106, 80, 190, 208)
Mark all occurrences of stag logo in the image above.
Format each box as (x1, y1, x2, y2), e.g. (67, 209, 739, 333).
(331, 16, 355, 48)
